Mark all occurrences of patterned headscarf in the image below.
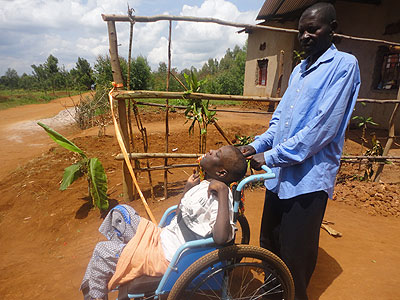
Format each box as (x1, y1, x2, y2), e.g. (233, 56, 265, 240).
(99, 204, 141, 244)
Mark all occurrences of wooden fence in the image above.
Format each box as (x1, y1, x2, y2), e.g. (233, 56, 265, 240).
(104, 13, 400, 202)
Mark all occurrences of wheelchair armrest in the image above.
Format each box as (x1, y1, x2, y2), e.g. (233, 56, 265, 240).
(158, 205, 178, 228)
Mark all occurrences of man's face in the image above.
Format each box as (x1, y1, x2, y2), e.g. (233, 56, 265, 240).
(298, 10, 332, 58)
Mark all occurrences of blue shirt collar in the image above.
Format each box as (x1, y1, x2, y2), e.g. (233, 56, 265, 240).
(300, 44, 337, 73)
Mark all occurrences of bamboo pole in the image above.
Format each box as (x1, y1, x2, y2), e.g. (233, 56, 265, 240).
(374, 88, 400, 182)
(114, 152, 400, 161)
(101, 14, 400, 47)
(112, 90, 400, 104)
(341, 155, 400, 160)
(115, 153, 200, 160)
(133, 164, 198, 172)
(107, 20, 134, 202)
(275, 51, 285, 96)
(213, 122, 233, 145)
(135, 101, 273, 114)
(126, 15, 138, 201)
(164, 20, 172, 200)
(114, 90, 281, 102)
(132, 104, 155, 200)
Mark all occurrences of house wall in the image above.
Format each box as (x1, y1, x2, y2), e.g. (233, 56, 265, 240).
(243, 21, 296, 98)
(334, 0, 400, 131)
(244, 0, 399, 130)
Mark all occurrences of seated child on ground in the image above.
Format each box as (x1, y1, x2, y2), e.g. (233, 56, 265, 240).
(80, 145, 247, 300)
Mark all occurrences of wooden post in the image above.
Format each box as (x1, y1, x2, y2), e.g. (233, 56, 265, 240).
(164, 20, 172, 199)
(268, 50, 284, 112)
(107, 20, 134, 201)
(374, 87, 400, 182)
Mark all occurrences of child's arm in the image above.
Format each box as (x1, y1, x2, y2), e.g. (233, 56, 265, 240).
(208, 180, 231, 245)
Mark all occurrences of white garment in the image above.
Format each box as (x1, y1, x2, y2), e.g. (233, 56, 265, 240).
(160, 180, 235, 262)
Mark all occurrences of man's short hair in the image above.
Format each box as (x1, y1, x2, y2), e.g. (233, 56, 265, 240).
(302, 2, 336, 24)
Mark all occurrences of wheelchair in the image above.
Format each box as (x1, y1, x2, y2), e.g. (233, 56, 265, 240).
(117, 166, 295, 300)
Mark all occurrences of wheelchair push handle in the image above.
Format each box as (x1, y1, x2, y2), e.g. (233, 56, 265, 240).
(236, 165, 275, 192)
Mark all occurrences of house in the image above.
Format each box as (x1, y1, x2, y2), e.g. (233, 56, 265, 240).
(243, 0, 400, 130)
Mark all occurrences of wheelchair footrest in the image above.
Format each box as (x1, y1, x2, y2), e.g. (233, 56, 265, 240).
(118, 275, 163, 299)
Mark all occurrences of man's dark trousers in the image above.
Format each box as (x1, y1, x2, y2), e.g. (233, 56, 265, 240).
(260, 189, 328, 300)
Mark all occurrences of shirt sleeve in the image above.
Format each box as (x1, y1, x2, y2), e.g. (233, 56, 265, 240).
(264, 60, 360, 167)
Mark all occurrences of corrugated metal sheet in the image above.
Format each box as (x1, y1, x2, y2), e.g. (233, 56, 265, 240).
(257, 0, 382, 20)
(257, 0, 319, 20)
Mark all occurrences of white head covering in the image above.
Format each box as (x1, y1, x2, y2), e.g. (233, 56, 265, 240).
(99, 204, 141, 243)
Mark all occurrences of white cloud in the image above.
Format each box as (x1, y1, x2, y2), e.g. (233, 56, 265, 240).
(0, 0, 258, 75)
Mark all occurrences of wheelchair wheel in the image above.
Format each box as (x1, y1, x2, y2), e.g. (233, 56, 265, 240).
(167, 245, 294, 300)
(236, 214, 250, 244)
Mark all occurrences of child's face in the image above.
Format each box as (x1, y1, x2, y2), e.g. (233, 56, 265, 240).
(200, 146, 233, 181)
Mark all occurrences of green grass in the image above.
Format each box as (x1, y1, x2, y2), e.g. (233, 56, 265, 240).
(0, 89, 82, 110)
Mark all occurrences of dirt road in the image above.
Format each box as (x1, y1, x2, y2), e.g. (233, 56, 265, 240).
(0, 94, 87, 180)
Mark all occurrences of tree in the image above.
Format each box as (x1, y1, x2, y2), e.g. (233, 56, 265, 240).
(200, 44, 246, 95)
(19, 73, 36, 90)
(45, 54, 60, 94)
(0, 68, 19, 89)
(71, 57, 94, 90)
(30, 54, 61, 93)
(93, 55, 113, 88)
(31, 63, 48, 92)
(128, 56, 151, 90)
(93, 55, 128, 89)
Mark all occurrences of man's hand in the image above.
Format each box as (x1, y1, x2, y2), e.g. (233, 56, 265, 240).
(237, 145, 256, 158)
(250, 153, 266, 170)
(208, 179, 228, 199)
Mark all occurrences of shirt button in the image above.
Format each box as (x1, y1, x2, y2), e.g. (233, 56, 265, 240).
(296, 89, 300, 93)
(283, 138, 287, 142)
(290, 105, 294, 109)
(285, 122, 289, 125)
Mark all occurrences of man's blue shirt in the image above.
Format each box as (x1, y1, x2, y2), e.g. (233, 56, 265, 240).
(250, 44, 361, 199)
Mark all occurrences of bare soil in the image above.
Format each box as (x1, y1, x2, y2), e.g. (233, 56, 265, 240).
(0, 97, 399, 300)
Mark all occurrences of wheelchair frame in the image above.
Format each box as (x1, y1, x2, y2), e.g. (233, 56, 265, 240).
(121, 166, 294, 300)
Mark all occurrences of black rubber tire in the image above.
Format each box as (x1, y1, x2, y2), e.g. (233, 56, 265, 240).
(167, 244, 295, 300)
(236, 214, 250, 244)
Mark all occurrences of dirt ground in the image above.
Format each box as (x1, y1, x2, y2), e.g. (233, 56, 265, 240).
(0, 96, 399, 300)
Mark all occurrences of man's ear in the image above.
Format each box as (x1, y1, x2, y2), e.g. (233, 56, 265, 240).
(330, 20, 338, 33)
(216, 168, 228, 179)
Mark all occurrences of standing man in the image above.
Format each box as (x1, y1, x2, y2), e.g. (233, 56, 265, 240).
(239, 2, 360, 300)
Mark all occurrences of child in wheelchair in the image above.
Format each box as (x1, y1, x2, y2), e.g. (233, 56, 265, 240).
(80, 145, 247, 300)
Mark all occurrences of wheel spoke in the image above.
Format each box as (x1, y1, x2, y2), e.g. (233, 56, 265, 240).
(168, 245, 294, 300)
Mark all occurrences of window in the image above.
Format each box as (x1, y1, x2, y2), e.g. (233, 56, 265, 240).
(374, 47, 400, 90)
(257, 59, 268, 86)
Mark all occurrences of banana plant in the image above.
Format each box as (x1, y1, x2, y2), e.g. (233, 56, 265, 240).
(183, 71, 216, 153)
(37, 122, 108, 211)
(352, 115, 379, 155)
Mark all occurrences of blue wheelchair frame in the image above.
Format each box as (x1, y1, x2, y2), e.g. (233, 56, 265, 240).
(126, 165, 275, 299)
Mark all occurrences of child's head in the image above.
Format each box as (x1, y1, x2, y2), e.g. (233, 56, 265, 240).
(200, 145, 247, 184)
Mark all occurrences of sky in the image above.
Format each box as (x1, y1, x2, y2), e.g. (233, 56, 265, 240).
(0, 0, 264, 76)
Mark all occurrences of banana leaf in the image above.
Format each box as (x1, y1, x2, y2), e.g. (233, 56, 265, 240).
(88, 158, 109, 211)
(37, 122, 86, 158)
(60, 162, 84, 191)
